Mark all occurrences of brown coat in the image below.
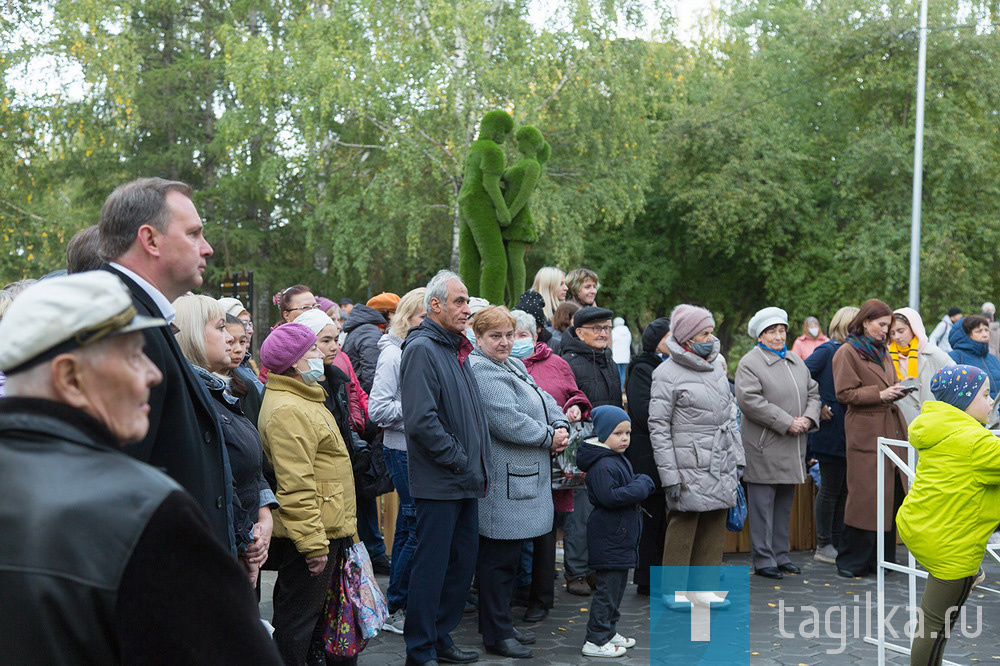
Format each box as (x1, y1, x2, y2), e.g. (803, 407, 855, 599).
(832, 343, 908, 532)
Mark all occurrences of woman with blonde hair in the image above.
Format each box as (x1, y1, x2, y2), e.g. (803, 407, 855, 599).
(174, 295, 275, 583)
(368, 287, 427, 634)
(565, 268, 599, 307)
(531, 267, 568, 322)
(804, 306, 858, 565)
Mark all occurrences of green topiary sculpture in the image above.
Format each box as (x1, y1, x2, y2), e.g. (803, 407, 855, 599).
(502, 125, 549, 305)
(458, 110, 515, 304)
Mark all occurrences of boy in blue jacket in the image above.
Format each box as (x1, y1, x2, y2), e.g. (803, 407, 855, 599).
(576, 405, 657, 658)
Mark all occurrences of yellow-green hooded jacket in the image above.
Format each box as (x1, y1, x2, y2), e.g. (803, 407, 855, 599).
(896, 400, 1000, 579)
(259, 374, 356, 558)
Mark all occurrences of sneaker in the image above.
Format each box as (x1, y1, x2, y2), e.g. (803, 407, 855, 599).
(567, 577, 592, 596)
(581, 641, 626, 658)
(381, 609, 405, 635)
(814, 544, 838, 564)
(609, 633, 636, 649)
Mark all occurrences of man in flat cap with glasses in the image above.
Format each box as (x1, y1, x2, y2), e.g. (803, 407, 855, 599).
(0, 272, 280, 664)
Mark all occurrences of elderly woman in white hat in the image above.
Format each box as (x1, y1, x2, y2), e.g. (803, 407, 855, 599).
(735, 307, 821, 580)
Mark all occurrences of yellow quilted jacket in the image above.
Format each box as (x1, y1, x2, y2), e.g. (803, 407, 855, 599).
(259, 373, 356, 558)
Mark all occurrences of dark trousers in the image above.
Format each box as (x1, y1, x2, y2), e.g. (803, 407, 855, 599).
(585, 569, 629, 645)
(634, 489, 666, 588)
(384, 447, 417, 613)
(527, 528, 557, 611)
(815, 459, 848, 549)
(837, 475, 903, 575)
(355, 492, 387, 561)
(911, 572, 978, 666)
(477, 536, 523, 645)
(404, 498, 479, 663)
(270, 537, 356, 666)
(747, 482, 796, 570)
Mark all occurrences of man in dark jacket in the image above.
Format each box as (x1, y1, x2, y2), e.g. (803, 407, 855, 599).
(400, 270, 490, 666)
(0, 272, 280, 664)
(560, 305, 622, 595)
(561, 306, 623, 408)
(624, 316, 671, 594)
(98, 177, 234, 553)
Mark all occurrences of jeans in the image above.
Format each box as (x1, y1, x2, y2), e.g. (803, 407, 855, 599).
(617, 364, 627, 390)
(563, 487, 593, 579)
(384, 447, 416, 613)
(516, 540, 533, 588)
(814, 459, 847, 549)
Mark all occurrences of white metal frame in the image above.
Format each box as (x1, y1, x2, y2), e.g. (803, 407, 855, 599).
(867, 437, 1000, 665)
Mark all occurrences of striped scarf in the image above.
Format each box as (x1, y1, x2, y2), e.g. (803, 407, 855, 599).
(847, 333, 887, 365)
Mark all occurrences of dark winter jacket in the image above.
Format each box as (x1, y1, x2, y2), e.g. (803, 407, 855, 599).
(400, 317, 491, 500)
(232, 364, 263, 427)
(624, 351, 663, 483)
(804, 340, 847, 461)
(342, 304, 389, 394)
(560, 330, 622, 408)
(320, 363, 371, 476)
(193, 365, 274, 552)
(577, 440, 655, 570)
(948, 320, 1000, 399)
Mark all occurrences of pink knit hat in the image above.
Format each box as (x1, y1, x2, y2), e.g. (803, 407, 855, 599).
(260, 322, 317, 374)
(670, 304, 715, 344)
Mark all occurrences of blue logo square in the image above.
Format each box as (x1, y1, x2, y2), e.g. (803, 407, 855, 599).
(651, 566, 752, 664)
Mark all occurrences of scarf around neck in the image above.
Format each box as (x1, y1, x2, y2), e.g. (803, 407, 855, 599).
(847, 333, 887, 365)
(888, 341, 918, 381)
(758, 342, 787, 359)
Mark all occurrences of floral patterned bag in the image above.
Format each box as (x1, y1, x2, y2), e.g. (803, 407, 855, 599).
(343, 542, 390, 640)
(322, 559, 367, 658)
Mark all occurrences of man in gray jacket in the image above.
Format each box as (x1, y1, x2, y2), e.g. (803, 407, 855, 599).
(400, 270, 491, 666)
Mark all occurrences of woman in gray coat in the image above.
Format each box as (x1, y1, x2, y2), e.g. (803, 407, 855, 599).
(648, 305, 743, 608)
(468, 306, 569, 659)
(735, 307, 821, 580)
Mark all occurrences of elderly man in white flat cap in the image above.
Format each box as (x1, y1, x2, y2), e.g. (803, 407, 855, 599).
(0, 272, 281, 665)
(735, 306, 821, 580)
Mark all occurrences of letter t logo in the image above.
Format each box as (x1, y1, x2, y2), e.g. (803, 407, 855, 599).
(677, 592, 729, 642)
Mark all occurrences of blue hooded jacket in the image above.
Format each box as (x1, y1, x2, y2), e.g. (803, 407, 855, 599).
(948, 318, 1000, 399)
(577, 440, 655, 570)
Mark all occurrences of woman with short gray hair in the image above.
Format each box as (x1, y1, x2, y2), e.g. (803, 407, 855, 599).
(736, 307, 821, 580)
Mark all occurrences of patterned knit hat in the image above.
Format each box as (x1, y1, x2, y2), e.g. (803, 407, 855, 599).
(930, 364, 988, 411)
(516, 290, 547, 330)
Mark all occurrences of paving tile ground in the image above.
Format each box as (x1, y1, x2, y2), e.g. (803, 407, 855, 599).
(260, 549, 1000, 665)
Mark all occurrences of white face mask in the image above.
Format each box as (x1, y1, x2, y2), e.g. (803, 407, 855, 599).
(299, 357, 325, 385)
(809, 327, 820, 337)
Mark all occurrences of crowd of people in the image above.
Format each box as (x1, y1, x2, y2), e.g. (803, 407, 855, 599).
(2, 176, 1000, 666)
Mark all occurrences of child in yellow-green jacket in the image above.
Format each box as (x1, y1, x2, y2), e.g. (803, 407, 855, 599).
(896, 364, 1000, 666)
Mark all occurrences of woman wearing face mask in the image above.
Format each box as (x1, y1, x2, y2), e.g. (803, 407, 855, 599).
(512, 308, 591, 620)
(175, 295, 276, 585)
(790, 316, 829, 361)
(896, 366, 1000, 666)
(468, 306, 570, 659)
(832, 299, 909, 578)
(889, 308, 955, 425)
(624, 317, 671, 595)
(735, 307, 821, 580)
(258, 323, 357, 665)
(648, 305, 744, 607)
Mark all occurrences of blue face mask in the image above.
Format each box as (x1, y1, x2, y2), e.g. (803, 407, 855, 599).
(300, 357, 325, 385)
(690, 340, 715, 358)
(510, 339, 534, 359)
(465, 328, 477, 347)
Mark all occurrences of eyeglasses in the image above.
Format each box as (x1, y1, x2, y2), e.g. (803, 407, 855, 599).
(581, 325, 612, 333)
(286, 304, 320, 313)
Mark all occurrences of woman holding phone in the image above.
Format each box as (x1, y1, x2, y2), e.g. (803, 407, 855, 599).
(832, 299, 910, 578)
(889, 307, 954, 425)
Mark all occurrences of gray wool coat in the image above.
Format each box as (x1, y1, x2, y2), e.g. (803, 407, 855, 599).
(468, 349, 568, 540)
(648, 336, 744, 513)
(735, 346, 822, 484)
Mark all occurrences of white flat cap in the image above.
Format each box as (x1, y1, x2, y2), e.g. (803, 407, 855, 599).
(468, 297, 490, 316)
(747, 307, 789, 339)
(294, 309, 336, 336)
(0, 271, 166, 374)
(218, 297, 248, 318)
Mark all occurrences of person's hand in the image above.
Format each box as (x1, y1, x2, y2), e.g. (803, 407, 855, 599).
(245, 508, 273, 567)
(737, 465, 745, 481)
(306, 554, 328, 576)
(880, 384, 905, 403)
(230, 373, 249, 399)
(820, 405, 833, 422)
(564, 405, 582, 423)
(551, 428, 569, 454)
(665, 484, 682, 502)
(787, 416, 811, 435)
